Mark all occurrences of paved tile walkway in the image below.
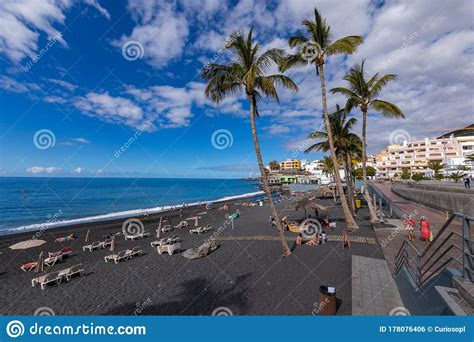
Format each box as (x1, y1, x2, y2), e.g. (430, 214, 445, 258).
(352, 255, 404, 315)
(370, 182, 464, 275)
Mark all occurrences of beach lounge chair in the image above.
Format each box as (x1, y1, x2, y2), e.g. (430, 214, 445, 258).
(31, 271, 62, 290)
(125, 246, 142, 258)
(161, 225, 173, 233)
(59, 263, 84, 281)
(174, 221, 188, 229)
(150, 235, 179, 247)
(125, 231, 150, 241)
(189, 225, 213, 235)
(82, 241, 104, 252)
(104, 250, 129, 264)
(157, 242, 180, 255)
(21, 262, 37, 272)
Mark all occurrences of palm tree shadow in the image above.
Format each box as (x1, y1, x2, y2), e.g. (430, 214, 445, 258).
(104, 273, 253, 316)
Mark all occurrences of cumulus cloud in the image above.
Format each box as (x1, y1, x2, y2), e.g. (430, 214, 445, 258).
(114, 1, 189, 69)
(0, 0, 109, 63)
(73, 92, 144, 127)
(27, 166, 60, 174)
(73, 167, 83, 174)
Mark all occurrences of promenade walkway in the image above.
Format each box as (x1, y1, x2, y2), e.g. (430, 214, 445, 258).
(352, 255, 404, 315)
(370, 182, 463, 275)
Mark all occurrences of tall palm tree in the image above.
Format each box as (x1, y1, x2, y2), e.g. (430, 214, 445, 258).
(281, 8, 363, 230)
(305, 106, 362, 214)
(331, 60, 404, 222)
(427, 160, 446, 179)
(318, 156, 334, 182)
(201, 29, 298, 256)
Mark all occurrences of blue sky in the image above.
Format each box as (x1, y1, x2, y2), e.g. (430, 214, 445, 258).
(1, 0, 473, 178)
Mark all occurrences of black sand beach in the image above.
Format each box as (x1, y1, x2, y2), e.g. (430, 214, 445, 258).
(0, 194, 384, 315)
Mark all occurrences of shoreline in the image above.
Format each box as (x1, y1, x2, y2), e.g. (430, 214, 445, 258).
(0, 190, 264, 238)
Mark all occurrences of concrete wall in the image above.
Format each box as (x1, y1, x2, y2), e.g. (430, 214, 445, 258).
(391, 183, 474, 216)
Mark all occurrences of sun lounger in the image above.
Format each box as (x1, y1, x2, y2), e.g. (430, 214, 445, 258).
(161, 225, 173, 233)
(59, 263, 84, 281)
(21, 262, 37, 272)
(150, 235, 179, 247)
(174, 221, 188, 229)
(189, 225, 213, 235)
(125, 246, 142, 258)
(156, 242, 180, 255)
(83, 241, 104, 252)
(104, 250, 129, 264)
(31, 271, 62, 290)
(124, 231, 150, 241)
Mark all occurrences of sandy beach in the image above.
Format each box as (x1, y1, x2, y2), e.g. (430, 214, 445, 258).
(0, 191, 384, 316)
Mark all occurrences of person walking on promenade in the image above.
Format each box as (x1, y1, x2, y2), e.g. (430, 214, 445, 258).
(464, 176, 471, 189)
(419, 216, 431, 244)
(404, 216, 415, 242)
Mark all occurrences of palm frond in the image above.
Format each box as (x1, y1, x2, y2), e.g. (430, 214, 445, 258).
(368, 74, 397, 99)
(370, 99, 405, 118)
(326, 36, 363, 55)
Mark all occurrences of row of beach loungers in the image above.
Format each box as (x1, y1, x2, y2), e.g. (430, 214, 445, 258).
(31, 264, 84, 290)
(26, 212, 220, 288)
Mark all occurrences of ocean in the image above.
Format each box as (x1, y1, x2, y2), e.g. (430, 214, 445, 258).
(0, 177, 261, 235)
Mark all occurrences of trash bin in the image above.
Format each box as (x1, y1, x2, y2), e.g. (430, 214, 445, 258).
(319, 285, 337, 315)
(355, 199, 361, 209)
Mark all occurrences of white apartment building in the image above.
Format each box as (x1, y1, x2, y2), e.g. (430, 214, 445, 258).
(303, 159, 346, 185)
(376, 124, 473, 178)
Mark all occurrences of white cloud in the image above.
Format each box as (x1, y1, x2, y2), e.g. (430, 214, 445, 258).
(0, 76, 39, 93)
(72, 137, 91, 144)
(0, 0, 109, 63)
(264, 124, 290, 135)
(73, 92, 144, 127)
(115, 1, 189, 69)
(73, 167, 83, 174)
(27, 166, 60, 174)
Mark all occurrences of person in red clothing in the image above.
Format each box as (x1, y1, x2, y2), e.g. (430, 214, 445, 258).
(419, 216, 431, 244)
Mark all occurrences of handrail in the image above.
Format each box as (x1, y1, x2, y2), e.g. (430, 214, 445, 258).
(394, 211, 473, 288)
(420, 214, 456, 257)
(420, 231, 463, 269)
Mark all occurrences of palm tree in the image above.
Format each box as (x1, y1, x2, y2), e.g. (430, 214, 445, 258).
(464, 154, 474, 164)
(281, 8, 363, 230)
(201, 29, 298, 256)
(269, 160, 280, 171)
(449, 171, 466, 183)
(319, 156, 334, 181)
(305, 105, 361, 214)
(331, 60, 404, 222)
(427, 160, 446, 179)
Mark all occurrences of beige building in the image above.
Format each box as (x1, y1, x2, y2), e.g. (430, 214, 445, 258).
(280, 159, 301, 171)
(376, 134, 465, 178)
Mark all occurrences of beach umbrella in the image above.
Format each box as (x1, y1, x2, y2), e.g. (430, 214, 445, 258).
(85, 229, 91, 243)
(110, 235, 116, 252)
(35, 251, 44, 273)
(156, 216, 162, 239)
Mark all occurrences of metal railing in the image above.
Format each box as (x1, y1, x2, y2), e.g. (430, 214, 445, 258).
(394, 212, 473, 288)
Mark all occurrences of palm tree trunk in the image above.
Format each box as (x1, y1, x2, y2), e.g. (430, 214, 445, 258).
(249, 95, 291, 256)
(361, 109, 378, 222)
(345, 153, 356, 215)
(318, 65, 358, 230)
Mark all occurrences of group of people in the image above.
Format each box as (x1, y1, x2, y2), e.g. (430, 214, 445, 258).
(404, 216, 431, 244)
